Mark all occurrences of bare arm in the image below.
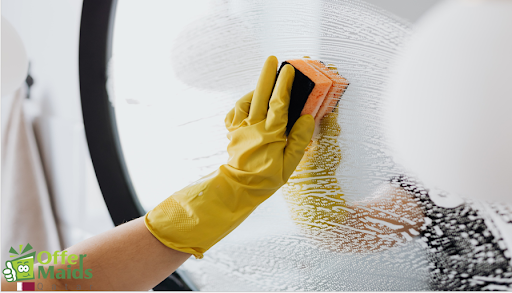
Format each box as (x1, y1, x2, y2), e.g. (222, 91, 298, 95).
(2, 217, 191, 291)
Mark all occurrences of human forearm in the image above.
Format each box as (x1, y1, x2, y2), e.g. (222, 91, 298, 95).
(2, 217, 190, 291)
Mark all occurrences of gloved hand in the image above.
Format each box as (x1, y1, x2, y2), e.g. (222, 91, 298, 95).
(145, 56, 315, 258)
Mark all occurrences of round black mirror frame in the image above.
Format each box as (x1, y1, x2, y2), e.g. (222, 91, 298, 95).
(78, 0, 193, 290)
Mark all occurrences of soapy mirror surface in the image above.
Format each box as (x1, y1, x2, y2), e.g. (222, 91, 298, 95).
(111, 0, 512, 290)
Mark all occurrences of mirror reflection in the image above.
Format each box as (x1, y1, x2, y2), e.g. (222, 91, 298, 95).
(111, 0, 512, 290)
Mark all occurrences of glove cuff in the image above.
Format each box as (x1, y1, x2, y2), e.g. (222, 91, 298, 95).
(144, 169, 264, 259)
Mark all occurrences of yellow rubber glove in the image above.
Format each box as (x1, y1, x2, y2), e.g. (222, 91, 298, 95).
(145, 56, 315, 259)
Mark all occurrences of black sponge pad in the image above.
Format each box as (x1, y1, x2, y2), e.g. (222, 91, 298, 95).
(277, 62, 315, 135)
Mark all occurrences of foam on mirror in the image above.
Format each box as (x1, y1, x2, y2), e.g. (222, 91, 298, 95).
(111, 0, 512, 290)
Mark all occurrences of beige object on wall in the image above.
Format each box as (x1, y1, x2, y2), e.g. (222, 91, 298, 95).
(1, 88, 61, 262)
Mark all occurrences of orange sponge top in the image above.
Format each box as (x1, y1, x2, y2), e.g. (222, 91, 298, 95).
(286, 59, 332, 118)
(304, 59, 349, 124)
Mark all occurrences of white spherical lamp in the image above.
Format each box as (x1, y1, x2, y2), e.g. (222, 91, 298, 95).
(386, 0, 512, 203)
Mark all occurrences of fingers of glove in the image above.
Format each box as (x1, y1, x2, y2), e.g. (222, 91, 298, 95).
(225, 91, 253, 131)
(246, 56, 278, 124)
(266, 64, 295, 131)
(283, 114, 315, 179)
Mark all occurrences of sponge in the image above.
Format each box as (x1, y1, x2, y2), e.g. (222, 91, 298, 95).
(287, 59, 333, 118)
(304, 59, 349, 125)
(278, 58, 349, 134)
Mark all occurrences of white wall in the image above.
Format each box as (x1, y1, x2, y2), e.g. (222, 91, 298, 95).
(1, 0, 114, 248)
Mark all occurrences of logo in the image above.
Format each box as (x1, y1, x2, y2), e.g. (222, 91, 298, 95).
(3, 244, 93, 290)
(3, 243, 36, 282)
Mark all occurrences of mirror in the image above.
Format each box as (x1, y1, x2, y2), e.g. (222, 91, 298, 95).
(109, 0, 512, 290)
